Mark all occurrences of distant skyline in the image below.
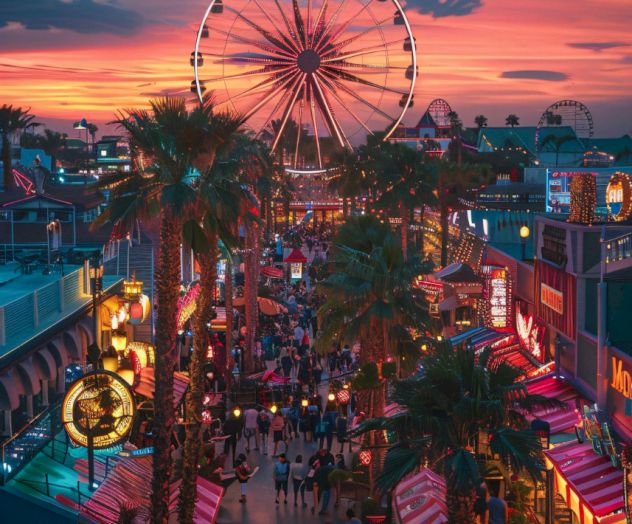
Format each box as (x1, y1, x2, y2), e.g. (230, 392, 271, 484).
(1, 0, 631, 139)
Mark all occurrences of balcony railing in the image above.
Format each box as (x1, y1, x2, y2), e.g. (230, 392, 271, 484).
(605, 232, 632, 264)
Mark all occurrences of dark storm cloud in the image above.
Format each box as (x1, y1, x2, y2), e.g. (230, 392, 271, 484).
(404, 0, 483, 17)
(500, 70, 569, 82)
(0, 0, 143, 35)
(567, 42, 629, 52)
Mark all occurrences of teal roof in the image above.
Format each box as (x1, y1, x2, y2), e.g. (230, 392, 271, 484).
(478, 126, 583, 155)
(585, 135, 632, 163)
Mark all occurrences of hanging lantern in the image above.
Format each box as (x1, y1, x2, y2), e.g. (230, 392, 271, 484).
(206, 345, 214, 359)
(336, 389, 351, 405)
(123, 278, 143, 301)
(359, 449, 372, 466)
(101, 345, 119, 373)
(111, 330, 128, 353)
(117, 306, 127, 324)
(128, 301, 144, 325)
(327, 392, 336, 402)
(202, 410, 212, 424)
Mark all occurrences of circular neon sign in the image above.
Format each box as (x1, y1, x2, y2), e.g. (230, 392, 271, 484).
(606, 172, 632, 222)
(62, 370, 136, 449)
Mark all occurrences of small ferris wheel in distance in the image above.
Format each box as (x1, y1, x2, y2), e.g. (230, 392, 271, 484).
(191, 0, 418, 168)
(535, 99, 594, 152)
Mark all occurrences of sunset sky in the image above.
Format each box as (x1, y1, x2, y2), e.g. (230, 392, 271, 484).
(1, 0, 631, 140)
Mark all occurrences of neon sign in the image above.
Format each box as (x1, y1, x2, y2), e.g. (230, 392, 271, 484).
(487, 267, 510, 329)
(516, 310, 545, 361)
(606, 172, 632, 222)
(611, 356, 632, 400)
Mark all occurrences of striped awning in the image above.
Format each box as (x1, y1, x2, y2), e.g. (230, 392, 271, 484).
(169, 476, 224, 523)
(545, 441, 624, 522)
(526, 376, 581, 434)
(261, 266, 284, 279)
(394, 468, 447, 524)
(134, 367, 190, 408)
(80, 456, 223, 524)
(449, 327, 487, 346)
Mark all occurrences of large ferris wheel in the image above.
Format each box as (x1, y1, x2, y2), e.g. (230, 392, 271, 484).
(192, 0, 417, 168)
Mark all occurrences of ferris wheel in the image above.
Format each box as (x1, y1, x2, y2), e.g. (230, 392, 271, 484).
(191, 0, 417, 168)
(535, 99, 594, 152)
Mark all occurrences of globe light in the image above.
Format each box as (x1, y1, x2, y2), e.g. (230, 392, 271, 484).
(270, 404, 278, 414)
(421, 344, 428, 352)
(436, 335, 443, 342)
(301, 399, 309, 408)
(328, 393, 335, 402)
(101, 346, 119, 372)
(233, 407, 241, 418)
(519, 225, 530, 239)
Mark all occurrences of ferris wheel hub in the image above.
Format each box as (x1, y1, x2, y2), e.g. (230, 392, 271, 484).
(297, 49, 321, 74)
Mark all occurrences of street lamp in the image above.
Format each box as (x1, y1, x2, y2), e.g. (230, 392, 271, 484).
(73, 118, 91, 179)
(88, 253, 103, 368)
(520, 225, 530, 261)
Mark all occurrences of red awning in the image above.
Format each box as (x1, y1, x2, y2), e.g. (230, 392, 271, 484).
(394, 468, 447, 524)
(134, 367, 190, 408)
(527, 375, 579, 402)
(545, 441, 624, 522)
(283, 247, 307, 264)
(261, 266, 284, 279)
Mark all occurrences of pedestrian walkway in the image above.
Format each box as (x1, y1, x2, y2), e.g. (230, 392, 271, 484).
(216, 434, 357, 524)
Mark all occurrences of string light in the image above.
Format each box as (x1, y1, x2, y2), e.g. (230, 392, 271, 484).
(568, 173, 596, 225)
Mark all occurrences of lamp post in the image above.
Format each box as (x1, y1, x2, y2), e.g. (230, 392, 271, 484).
(73, 118, 91, 181)
(519, 225, 530, 261)
(88, 253, 103, 369)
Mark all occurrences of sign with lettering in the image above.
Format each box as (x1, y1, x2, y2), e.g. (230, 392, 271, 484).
(541, 283, 563, 315)
(606, 172, 632, 222)
(611, 356, 632, 400)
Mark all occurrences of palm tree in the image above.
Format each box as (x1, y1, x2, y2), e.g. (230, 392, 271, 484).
(328, 147, 368, 217)
(474, 115, 488, 128)
(358, 343, 558, 523)
(318, 215, 432, 414)
(434, 159, 492, 267)
(540, 133, 577, 166)
(179, 136, 246, 523)
(39, 129, 67, 174)
(448, 111, 463, 165)
(94, 97, 218, 524)
(87, 123, 99, 145)
(0, 105, 38, 190)
(505, 114, 520, 128)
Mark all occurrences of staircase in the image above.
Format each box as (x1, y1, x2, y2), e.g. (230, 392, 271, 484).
(554, 494, 573, 524)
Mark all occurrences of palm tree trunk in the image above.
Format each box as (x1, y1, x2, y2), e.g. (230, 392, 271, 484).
(2, 136, 13, 191)
(178, 245, 217, 523)
(225, 257, 233, 388)
(440, 199, 449, 268)
(419, 205, 425, 256)
(446, 487, 476, 524)
(243, 223, 259, 373)
(401, 208, 409, 260)
(342, 197, 348, 217)
(151, 210, 182, 524)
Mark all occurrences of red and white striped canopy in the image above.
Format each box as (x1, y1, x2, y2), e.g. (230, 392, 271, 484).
(526, 375, 581, 434)
(134, 367, 190, 408)
(261, 266, 285, 279)
(545, 441, 624, 522)
(394, 468, 447, 524)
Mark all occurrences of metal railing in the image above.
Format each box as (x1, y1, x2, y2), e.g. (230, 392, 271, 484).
(604, 232, 632, 264)
(1, 400, 61, 485)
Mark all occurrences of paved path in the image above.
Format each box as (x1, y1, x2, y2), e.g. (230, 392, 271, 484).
(216, 435, 358, 524)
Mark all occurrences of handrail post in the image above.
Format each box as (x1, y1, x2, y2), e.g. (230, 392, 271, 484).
(77, 481, 81, 508)
(45, 473, 50, 497)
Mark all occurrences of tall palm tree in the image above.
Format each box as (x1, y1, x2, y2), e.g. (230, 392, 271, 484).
(540, 133, 577, 166)
(358, 343, 558, 523)
(328, 147, 368, 217)
(505, 114, 520, 128)
(87, 123, 99, 145)
(179, 140, 246, 523)
(39, 129, 67, 174)
(318, 215, 432, 416)
(474, 115, 488, 128)
(94, 96, 218, 524)
(0, 105, 38, 190)
(433, 159, 492, 267)
(447, 111, 463, 165)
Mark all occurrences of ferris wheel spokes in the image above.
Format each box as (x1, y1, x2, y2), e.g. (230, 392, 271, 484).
(270, 72, 308, 152)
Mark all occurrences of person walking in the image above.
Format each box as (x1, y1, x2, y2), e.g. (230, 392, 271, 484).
(487, 485, 508, 524)
(271, 411, 286, 457)
(222, 412, 243, 464)
(243, 406, 259, 452)
(345, 508, 362, 524)
(314, 461, 334, 516)
(234, 453, 252, 503)
(257, 409, 271, 455)
(273, 453, 290, 504)
(290, 454, 308, 507)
